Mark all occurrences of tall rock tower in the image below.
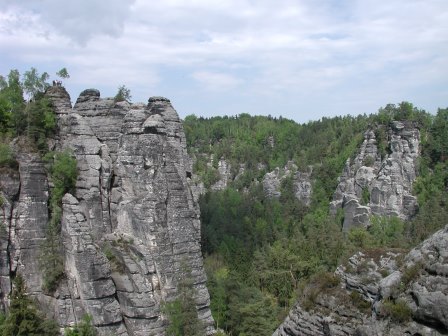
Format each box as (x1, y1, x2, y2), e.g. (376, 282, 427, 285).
(0, 86, 214, 335)
(330, 121, 420, 230)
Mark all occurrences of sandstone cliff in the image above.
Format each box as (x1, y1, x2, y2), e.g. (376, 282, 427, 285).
(273, 225, 448, 336)
(199, 156, 312, 205)
(0, 87, 214, 335)
(330, 121, 420, 230)
(262, 161, 312, 205)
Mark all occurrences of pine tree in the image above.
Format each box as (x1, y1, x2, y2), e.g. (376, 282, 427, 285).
(163, 265, 204, 336)
(1, 276, 59, 336)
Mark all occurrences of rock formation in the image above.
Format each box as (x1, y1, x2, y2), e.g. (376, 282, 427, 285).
(262, 162, 312, 205)
(330, 121, 420, 230)
(0, 87, 214, 335)
(209, 156, 233, 191)
(273, 225, 448, 336)
(202, 156, 313, 204)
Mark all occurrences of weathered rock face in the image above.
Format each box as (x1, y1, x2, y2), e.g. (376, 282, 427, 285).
(196, 152, 313, 203)
(210, 156, 232, 191)
(274, 226, 448, 336)
(0, 150, 49, 311)
(330, 122, 420, 230)
(0, 87, 214, 335)
(262, 162, 312, 205)
(204, 158, 313, 204)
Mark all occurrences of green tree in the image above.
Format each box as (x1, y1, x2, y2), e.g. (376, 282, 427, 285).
(1, 276, 59, 336)
(114, 85, 132, 102)
(163, 265, 204, 336)
(0, 143, 17, 168)
(41, 150, 78, 292)
(22, 67, 50, 100)
(226, 286, 279, 336)
(428, 108, 448, 163)
(56, 68, 70, 79)
(25, 97, 56, 151)
(0, 70, 25, 134)
(369, 216, 405, 247)
(64, 315, 97, 336)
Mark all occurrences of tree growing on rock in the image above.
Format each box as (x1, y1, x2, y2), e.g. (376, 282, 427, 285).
(0, 276, 59, 336)
(163, 264, 204, 336)
(64, 315, 97, 336)
(114, 85, 132, 103)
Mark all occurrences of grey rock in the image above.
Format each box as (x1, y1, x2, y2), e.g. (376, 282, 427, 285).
(330, 123, 420, 230)
(210, 156, 232, 191)
(262, 162, 312, 205)
(274, 226, 448, 336)
(0, 86, 214, 335)
(263, 167, 282, 198)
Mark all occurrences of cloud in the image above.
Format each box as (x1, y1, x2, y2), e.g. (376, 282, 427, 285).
(0, 0, 447, 121)
(0, 0, 135, 44)
(192, 71, 242, 91)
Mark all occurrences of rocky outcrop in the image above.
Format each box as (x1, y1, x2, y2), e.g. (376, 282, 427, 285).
(274, 226, 448, 336)
(0, 87, 214, 335)
(262, 162, 312, 205)
(210, 157, 232, 191)
(198, 154, 312, 203)
(330, 122, 420, 230)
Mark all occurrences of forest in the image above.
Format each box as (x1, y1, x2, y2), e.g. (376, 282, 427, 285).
(184, 103, 448, 335)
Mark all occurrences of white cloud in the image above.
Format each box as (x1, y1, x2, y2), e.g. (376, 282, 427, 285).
(192, 71, 242, 91)
(0, 0, 135, 44)
(0, 0, 446, 121)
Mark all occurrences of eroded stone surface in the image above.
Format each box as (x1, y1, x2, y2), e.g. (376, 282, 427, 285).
(0, 86, 214, 335)
(330, 123, 420, 230)
(274, 226, 448, 336)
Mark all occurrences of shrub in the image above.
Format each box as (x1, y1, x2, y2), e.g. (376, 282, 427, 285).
(348, 227, 370, 248)
(114, 85, 131, 103)
(349, 291, 371, 313)
(64, 315, 97, 336)
(363, 155, 375, 167)
(202, 167, 220, 188)
(0, 143, 17, 168)
(102, 243, 125, 273)
(300, 272, 340, 311)
(400, 262, 422, 291)
(361, 187, 370, 205)
(40, 150, 78, 293)
(382, 298, 412, 323)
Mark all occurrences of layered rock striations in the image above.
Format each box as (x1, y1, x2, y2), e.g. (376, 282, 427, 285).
(330, 121, 420, 230)
(274, 225, 448, 336)
(0, 87, 214, 335)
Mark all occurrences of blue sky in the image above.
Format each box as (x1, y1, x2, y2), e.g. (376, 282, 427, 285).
(0, 0, 447, 123)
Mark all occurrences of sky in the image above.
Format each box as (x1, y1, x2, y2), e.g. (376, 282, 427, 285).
(0, 0, 447, 123)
